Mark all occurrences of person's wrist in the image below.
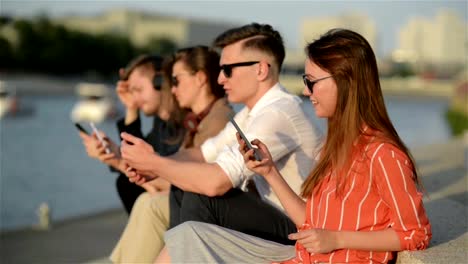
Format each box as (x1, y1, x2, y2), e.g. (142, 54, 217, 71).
(126, 107, 138, 114)
(147, 153, 160, 178)
(265, 166, 279, 180)
(107, 156, 120, 167)
(125, 108, 139, 124)
(116, 158, 127, 172)
(333, 231, 344, 250)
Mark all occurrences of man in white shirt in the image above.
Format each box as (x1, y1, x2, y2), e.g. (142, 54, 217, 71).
(120, 23, 322, 245)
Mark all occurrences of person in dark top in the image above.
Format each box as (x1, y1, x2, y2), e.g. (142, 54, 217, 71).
(78, 54, 185, 214)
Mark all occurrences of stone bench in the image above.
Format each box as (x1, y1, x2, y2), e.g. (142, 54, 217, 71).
(397, 197, 467, 263)
(397, 136, 467, 263)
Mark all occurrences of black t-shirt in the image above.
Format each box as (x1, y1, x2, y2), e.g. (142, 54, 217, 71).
(117, 115, 183, 157)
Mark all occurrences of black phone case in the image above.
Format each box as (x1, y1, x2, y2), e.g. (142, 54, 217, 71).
(229, 115, 262, 161)
(74, 123, 89, 134)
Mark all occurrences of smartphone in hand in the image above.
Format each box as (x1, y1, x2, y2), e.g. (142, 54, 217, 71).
(89, 122, 111, 154)
(229, 115, 262, 161)
(74, 123, 89, 135)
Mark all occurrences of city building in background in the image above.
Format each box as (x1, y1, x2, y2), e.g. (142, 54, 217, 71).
(300, 12, 377, 51)
(1, 7, 465, 96)
(54, 9, 239, 48)
(283, 12, 377, 69)
(393, 9, 467, 77)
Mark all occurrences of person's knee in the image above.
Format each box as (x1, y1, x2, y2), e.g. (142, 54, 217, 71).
(171, 221, 199, 235)
(133, 192, 150, 209)
(147, 194, 170, 224)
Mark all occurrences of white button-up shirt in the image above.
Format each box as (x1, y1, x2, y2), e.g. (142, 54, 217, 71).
(201, 83, 323, 211)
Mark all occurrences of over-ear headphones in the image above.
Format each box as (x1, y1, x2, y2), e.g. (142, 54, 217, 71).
(122, 54, 164, 91)
(146, 55, 164, 91)
(152, 73, 164, 91)
(183, 99, 217, 133)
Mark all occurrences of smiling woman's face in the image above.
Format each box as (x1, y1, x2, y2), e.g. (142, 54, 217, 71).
(303, 59, 338, 118)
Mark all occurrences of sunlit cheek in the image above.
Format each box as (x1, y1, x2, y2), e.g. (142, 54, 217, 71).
(329, 100, 338, 117)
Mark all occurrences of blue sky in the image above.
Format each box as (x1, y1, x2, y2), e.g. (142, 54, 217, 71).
(2, 0, 467, 56)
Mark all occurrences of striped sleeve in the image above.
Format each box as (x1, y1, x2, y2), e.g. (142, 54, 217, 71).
(372, 143, 432, 250)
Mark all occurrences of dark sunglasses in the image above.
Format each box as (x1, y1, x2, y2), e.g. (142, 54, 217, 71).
(171, 72, 194, 87)
(220, 61, 260, 78)
(302, 75, 333, 94)
(171, 76, 179, 87)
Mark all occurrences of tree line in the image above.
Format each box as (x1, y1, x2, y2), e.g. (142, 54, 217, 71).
(0, 16, 177, 79)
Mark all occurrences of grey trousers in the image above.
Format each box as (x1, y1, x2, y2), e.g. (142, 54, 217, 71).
(165, 221, 296, 263)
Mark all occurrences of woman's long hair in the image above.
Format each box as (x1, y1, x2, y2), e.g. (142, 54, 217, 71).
(301, 29, 419, 197)
(167, 45, 225, 99)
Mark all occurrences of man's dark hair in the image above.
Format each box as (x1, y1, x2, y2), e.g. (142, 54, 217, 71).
(121, 54, 163, 81)
(213, 23, 285, 71)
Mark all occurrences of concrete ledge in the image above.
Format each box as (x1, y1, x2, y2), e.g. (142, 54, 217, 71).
(397, 197, 467, 263)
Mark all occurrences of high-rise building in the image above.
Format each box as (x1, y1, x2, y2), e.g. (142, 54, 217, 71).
(301, 13, 377, 53)
(395, 9, 467, 65)
(284, 12, 377, 67)
(54, 9, 239, 48)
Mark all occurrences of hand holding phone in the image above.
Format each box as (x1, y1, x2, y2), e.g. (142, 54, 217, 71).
(89, 122, 111, 154)
(229, 115, 262, 161)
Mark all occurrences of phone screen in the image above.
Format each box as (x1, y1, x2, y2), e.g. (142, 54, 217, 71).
(74, 123, 89, 135)
(229, 115, 262, 161)
(89, 122, 111, 154)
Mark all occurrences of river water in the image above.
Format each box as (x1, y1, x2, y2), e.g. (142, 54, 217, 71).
(0, 94, 452, 231)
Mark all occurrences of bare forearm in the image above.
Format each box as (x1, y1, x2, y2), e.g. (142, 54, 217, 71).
(170, 147, 205, 162)
(124, 108, 139, 125)
(106, 157, 125, 172)
(152, 155, 231, 197)
(336, 229, 401, 251)
(265, 168, 306, 226)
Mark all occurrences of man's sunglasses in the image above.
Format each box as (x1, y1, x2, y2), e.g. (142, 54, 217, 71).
(220, 61, 260, 78)
(302, 75, 333, 94)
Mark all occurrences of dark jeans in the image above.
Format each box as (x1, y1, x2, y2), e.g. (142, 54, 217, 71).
(116, 174, 145, 214)
(169, 185, 297, 245)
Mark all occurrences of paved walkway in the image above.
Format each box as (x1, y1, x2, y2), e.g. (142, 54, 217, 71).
(1, 136, 466, 264)
(0, 209, 126, 263)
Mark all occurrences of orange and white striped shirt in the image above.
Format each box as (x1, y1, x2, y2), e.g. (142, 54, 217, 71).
(284, 137, 432, 263)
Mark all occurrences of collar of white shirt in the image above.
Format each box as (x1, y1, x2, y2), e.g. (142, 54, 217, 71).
(248, 82, 291, 117)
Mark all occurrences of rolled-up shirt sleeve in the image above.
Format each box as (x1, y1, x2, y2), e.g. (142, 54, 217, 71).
(374, 144, 432, 251)
(200, 120, 236, 163)
(209, 109, 301, 191)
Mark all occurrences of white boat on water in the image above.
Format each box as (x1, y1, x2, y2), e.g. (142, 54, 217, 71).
(0, 80, 18, 119)
(70, 82, 116, 123)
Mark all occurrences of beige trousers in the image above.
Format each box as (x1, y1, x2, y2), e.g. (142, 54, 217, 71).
(110, 192, 169, 263)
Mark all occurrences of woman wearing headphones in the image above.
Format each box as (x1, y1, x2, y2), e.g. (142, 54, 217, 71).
(110, 46, 233, 264)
